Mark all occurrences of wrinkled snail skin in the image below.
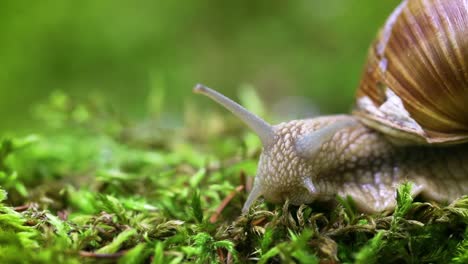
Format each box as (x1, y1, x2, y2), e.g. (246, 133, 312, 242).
(193, 0, 468, 213)
(247, 114, 468, 213)
(194, 85, 468, 213)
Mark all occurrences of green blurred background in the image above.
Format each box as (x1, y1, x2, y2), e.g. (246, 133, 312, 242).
(0, 0, 400, 132)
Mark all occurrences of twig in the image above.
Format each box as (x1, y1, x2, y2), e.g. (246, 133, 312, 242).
(226, 251, 233, 264)
(14, 203, 31, 212)
(251, 216, 268, 226)
(79, 250, 127, 259)
(210, 185, 244, 223)
(217, 248, 226, 263)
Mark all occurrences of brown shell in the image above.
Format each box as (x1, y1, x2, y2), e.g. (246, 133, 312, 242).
(355, 0, 468, 145)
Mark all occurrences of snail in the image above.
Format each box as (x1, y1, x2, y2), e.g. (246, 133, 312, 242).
(194, 0, 468, 213)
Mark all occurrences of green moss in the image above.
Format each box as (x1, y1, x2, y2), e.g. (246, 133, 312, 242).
(0, 91, 467, 263)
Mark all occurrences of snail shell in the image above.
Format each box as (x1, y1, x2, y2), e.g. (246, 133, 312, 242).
(355, 0, 468, 144)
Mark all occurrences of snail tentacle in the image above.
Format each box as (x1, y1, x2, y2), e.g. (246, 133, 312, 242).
(193, 84, 275, 147)
(295, 118, 358, 159)
(242, 181, 263, 213)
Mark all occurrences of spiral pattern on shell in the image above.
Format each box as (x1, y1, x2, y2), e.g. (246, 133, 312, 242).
(356, 0, 468, 144)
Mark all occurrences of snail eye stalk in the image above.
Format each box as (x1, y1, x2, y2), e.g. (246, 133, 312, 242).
(193, 84, 275, 147)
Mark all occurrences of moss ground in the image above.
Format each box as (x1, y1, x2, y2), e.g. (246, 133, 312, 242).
(0, 91, 467, 263)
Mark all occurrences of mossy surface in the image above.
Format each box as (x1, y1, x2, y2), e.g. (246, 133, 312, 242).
(0, 92, 467, 263)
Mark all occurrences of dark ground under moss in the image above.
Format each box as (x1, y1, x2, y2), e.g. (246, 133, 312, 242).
(0, 92, 467, 263)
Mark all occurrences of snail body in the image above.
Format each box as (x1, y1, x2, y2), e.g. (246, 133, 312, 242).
(253, 114, 468, 213)
(194, 0, 468, 213)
